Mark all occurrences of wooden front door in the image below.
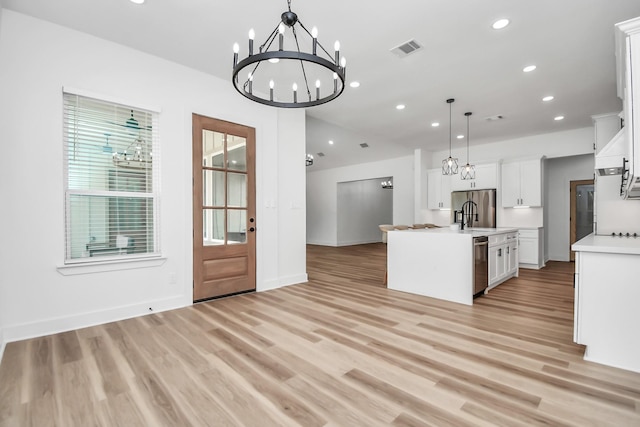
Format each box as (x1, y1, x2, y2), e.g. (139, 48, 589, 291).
(192, 114, 256, 301)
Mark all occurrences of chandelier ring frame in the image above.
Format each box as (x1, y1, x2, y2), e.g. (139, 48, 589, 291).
(232, 51, 346, 108)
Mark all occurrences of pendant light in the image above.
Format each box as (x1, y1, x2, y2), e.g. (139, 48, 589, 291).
(442, 98, 459, 175)
(461, 112, 476, 180)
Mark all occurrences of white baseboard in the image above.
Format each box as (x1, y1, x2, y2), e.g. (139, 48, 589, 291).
(259, 273, 308, 292)
(0, 327, 5, 366)
(336, 239, 381, 247)
(306, 239, 337, 246)
(2, 295, 187, 345)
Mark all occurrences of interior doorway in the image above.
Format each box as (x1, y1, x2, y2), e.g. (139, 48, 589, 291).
(336, 177, 393, 246)
(569, 179, 594, 261)
(192, 114, 256, 301)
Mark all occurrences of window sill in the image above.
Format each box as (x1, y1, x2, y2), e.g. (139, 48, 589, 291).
(57, 256, 167, 276)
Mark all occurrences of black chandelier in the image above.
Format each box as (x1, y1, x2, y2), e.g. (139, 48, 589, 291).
(232, 0, 346, 108)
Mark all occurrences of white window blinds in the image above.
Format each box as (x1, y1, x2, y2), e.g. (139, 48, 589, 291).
(63, 92, 160, 262)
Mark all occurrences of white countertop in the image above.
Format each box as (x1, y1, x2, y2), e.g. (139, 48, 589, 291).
(396, 227, 519, 237)
(572, 233, 640, 255)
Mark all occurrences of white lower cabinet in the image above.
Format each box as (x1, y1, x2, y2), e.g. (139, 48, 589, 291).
(573, 248, 640, 373)
(507, 240, 518, 276)
(518, 228, 544, 269)
(488, 231, 518, 289)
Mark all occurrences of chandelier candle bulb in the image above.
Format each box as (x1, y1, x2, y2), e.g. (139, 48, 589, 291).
(278, 23, 285, 50)
(333, 73, 338, 93)
(269, 80, 274, 101)
(248, 72, 253, 94)
(293, 83, 298, 103)
(233, 43, 239, 67)
(312, 27, 318, 55)
(248, 29, 255, 55)
(334, 41, 340, 64)
(316, 80, 320, 100)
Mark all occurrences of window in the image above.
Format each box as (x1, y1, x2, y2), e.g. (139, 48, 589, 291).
(63, 92, 159, 263)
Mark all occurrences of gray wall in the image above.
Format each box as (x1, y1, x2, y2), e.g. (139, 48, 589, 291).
(337, 178, 393, 246)
(545, 154, 595, 261)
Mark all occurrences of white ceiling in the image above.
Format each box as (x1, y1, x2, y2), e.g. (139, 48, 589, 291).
(5, 0, 640, 170)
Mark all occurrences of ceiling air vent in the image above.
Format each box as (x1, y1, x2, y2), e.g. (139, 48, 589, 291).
(317, 152, 325, 157)
(485, 115, 504, 122)
(360, 143, 369, 148)
(390, 39, 423, 58)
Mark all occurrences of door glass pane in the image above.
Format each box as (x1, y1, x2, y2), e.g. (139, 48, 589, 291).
(227, 210, 247, 245)
(203, 209, 224, 245)
(227, 173, 247, 208)
(202, 130, 225, 168)
(227, 136, 247, 171)
(203, 170, 225, 207)
(576, 184, 594, 241)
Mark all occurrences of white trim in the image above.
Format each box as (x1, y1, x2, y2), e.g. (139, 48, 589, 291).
(0, 328, 5, 366)
(57, 256, 166, 275)
(62, 86, 162, 113)
(337, 239, 381, 247)
(2, 295, 185, 344)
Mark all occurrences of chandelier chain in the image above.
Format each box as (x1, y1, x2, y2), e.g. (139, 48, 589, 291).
(287, 0, 292, 12)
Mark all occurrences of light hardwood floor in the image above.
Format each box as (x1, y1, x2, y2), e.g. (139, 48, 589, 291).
(2, 243, 640, 426)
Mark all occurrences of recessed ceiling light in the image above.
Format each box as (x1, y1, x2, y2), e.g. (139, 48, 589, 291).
(492, 19, 510, 30)
(431, 122, 440, 127)
(328, 140, 334, 145)
(542, 95, 554, 102)
(523, 65, 537, 73)
(396, 104, 405, 110)
(457, 134, 464, 139)
(130, 0, 145, 4)
(554, 115, 565, 121)
(350, 81, 360, 88)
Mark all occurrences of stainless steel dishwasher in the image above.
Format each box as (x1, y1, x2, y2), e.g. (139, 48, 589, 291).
(473, 236, 489, 296)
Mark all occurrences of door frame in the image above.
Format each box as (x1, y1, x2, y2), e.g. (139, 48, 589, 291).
(569, 179, 594, 261)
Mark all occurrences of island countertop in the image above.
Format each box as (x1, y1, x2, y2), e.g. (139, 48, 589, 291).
(394, 227, 519, 237)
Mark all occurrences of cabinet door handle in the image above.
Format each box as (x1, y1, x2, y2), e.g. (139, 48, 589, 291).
(507, 246, 510, 254)
(498, 248, 502, 257)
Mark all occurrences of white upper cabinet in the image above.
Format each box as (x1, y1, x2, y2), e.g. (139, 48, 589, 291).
(427, 169, 451, 209)
(451, 163, 498, 191)
(501, 159, 542, 207)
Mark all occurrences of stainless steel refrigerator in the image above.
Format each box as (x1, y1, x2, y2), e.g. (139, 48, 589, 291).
(451, 189, 497, 229)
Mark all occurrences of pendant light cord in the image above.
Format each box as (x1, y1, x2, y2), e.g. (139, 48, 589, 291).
(465, 111, 472, 163)
(449, 101, 452, 156)
(466, 114, 470, 162)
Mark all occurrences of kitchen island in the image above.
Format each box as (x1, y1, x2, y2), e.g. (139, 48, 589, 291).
(387, 227, 519, 305)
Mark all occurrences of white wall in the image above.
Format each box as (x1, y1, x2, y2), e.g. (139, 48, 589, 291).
(0, 10, 306, 344)
(337, 178, 393, 246)
(545, 154, 595, 261)
(307, 156, 414, 246)
(596, 176, 640, 235)
(429, 127, 594, 166)
(0, 0, 5, 362)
